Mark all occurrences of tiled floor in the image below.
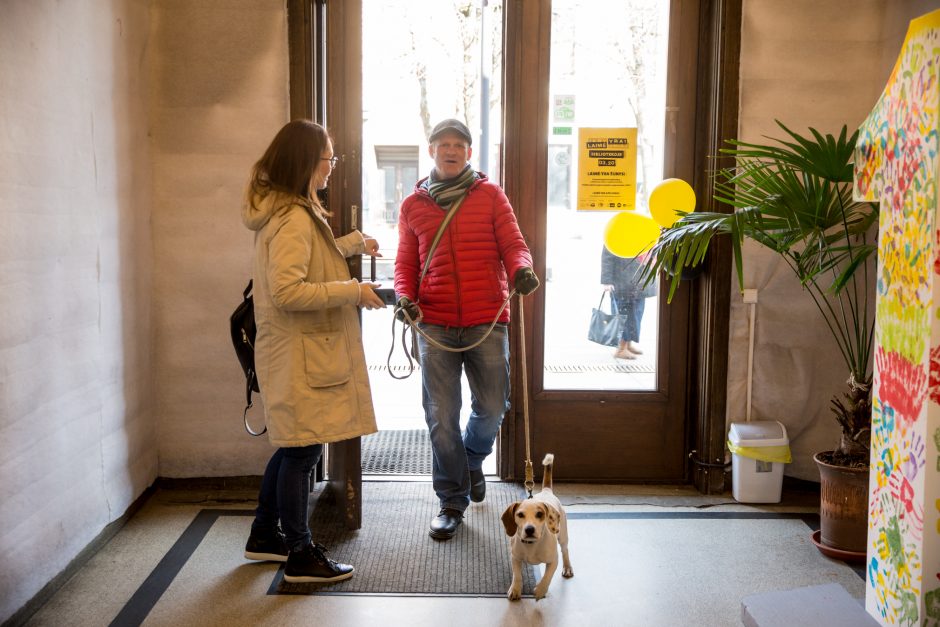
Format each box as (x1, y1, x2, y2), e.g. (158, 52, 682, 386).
(22, 482, 866, 627)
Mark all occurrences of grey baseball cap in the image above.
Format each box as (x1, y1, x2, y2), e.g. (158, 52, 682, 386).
(428, 118, 472, 145)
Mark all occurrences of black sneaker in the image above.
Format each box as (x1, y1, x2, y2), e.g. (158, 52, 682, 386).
(244, 528, 288, 562)
(429, 508, 464, 540)
(283, 543, 355, 583)
(469, 469, 486, 503)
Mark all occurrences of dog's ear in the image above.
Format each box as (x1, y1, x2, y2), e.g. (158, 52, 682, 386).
(546, 504, 561, 534)
(501, 502, 519, 536)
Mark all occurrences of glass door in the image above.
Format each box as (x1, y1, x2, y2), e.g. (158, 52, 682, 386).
(357, 0, 505, 477)
(504, 0, 698, 481)
(543, 0, 669, 391)
(326, 0, 702, 483)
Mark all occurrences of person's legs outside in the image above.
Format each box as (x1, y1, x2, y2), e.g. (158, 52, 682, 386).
(627, 298, 645, 354)
(462, 324, 510, 502)
(245, 448, 288, 561)
(612, 293, 635, 359)
(418, 323, 469, 538)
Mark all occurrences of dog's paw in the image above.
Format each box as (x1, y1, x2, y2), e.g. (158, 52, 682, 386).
(533, 584, 549, 600)
(562, 565, 574, 578)
(507, 585, 522, 601)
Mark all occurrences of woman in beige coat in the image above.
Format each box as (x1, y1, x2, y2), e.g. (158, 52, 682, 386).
(241, 120, 383, 583)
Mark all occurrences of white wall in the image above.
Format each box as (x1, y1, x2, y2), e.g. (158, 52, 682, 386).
(149, 0, 289, 476)
(0, 0, 290, 620)
(730, 0, 932, 479)
(0, 0, 154, 622)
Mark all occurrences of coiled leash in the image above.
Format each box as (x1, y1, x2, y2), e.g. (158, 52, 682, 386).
(383, 189, 515, 379)
(385, 291, 515, 378)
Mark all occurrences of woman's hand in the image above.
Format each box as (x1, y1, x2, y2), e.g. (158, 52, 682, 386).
(358, 281, 386, 310)
(363, 236, 381, 257)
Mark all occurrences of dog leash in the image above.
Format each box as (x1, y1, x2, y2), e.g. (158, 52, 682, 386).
(517, 293, 534, 499)
(387, 290, 515, 378)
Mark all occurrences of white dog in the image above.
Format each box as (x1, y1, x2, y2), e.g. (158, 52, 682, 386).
(501, 453, 573, 601)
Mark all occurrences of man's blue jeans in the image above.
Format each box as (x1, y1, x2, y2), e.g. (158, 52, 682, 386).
(251, 443, 323, 552)
(417, 322, 510, 513)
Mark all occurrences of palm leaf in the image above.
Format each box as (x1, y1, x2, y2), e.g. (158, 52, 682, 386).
(641, 121, 879, 421)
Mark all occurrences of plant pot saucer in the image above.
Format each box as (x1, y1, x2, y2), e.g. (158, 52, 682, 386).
(810, 529, 866, 564)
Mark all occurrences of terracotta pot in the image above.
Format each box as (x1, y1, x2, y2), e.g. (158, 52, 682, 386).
(814, 451, 869, 553)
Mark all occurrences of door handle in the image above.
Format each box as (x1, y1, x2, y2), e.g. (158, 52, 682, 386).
(370, 255, 398, 306)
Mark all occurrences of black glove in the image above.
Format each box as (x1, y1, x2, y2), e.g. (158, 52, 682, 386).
(513, 267, 540, 296)
(395, 296, 422, 323)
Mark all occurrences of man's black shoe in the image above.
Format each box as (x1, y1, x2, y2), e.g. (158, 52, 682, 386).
(429, 508, 463, 540)
(283, 542, 354, 583)
(469, 469, 486, 503)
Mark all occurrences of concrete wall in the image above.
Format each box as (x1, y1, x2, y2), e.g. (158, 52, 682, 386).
(0, 0, 288, 621)
(0, 0, 154, 622)
(729, 0, 933, 479)
(149, 0, 288, 477)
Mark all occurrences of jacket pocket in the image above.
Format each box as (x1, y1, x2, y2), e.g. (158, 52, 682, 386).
(301, 332, 352, 388)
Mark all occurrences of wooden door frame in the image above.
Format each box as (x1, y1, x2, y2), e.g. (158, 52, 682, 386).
(290, 0, 740, 495)
(500, 0, 740, 490)
(687, 0, 741, 493)
(288, 0, 364, 529)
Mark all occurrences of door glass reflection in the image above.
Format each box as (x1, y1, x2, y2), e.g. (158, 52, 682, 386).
(543, 0, 670, 391)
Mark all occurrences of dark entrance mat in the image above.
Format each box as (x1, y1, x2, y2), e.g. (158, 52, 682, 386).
(272, 480, 536, 596)
(361, 429, 432, 475)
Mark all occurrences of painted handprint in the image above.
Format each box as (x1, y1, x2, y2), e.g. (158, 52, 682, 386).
(900, 433, 926, 481)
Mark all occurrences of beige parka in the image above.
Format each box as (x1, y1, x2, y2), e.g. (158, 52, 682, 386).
(242, 189, 377, 447)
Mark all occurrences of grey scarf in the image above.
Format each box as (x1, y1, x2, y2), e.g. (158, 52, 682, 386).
(424, 164, 478, 208)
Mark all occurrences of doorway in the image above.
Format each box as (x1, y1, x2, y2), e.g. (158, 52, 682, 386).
(298, 0, 727, 488)
(357, 0, 505, 479)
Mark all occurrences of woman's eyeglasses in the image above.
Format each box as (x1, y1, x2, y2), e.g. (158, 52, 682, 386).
(324, 156, 339, 167)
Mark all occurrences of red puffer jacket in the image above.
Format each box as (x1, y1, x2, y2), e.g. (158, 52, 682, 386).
(394, 173, 533, 327)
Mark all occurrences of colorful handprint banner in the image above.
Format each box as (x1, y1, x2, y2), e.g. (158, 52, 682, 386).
(854, 8, 940, 625)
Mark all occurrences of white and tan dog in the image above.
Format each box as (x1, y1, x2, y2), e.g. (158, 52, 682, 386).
(501, 453, 573, 601)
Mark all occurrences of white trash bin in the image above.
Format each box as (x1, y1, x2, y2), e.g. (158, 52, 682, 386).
(727, 420, 791, 503)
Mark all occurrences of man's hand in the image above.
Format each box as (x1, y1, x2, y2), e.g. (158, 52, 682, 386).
(513, 267, 540, 296)
(396, 296, 422, 323)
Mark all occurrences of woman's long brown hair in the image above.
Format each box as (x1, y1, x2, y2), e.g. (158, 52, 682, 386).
(249, 119, 329, 206)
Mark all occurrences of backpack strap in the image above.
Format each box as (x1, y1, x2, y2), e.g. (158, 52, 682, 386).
(240, 280, 266, 436)
(243, 369, 265, 436)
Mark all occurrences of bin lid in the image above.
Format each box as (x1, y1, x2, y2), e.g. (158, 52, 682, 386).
(728, 420, 788, 447)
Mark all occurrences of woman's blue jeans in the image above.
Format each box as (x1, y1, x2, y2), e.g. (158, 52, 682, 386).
(252, 443, 323, 552)
(417, 323, 510, 513)
(613, 295, 645, 343)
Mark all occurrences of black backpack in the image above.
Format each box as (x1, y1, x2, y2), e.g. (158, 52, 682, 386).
(230, 280, 265, 435)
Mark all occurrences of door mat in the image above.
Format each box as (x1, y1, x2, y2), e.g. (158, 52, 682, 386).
(361, 429, 432, 475)
(273, 480, 536, 596)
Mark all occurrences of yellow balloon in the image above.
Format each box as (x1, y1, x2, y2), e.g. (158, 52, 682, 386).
(604, 212, 661, 258)
(649, 178, 696, 227)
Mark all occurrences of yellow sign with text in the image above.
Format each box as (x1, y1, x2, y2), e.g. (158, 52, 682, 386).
(577, 127, 637, 211)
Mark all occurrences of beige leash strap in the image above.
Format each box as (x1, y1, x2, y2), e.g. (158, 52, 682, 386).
(518, 293, 534, 498)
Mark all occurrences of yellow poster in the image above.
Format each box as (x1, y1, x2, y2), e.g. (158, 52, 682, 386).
(576, 128, 637, 211)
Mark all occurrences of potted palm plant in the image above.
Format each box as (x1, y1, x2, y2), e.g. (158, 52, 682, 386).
(639, 121, 879, 554)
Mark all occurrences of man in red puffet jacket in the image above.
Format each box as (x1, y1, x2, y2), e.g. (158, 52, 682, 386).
(394, 118, 539, 541)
